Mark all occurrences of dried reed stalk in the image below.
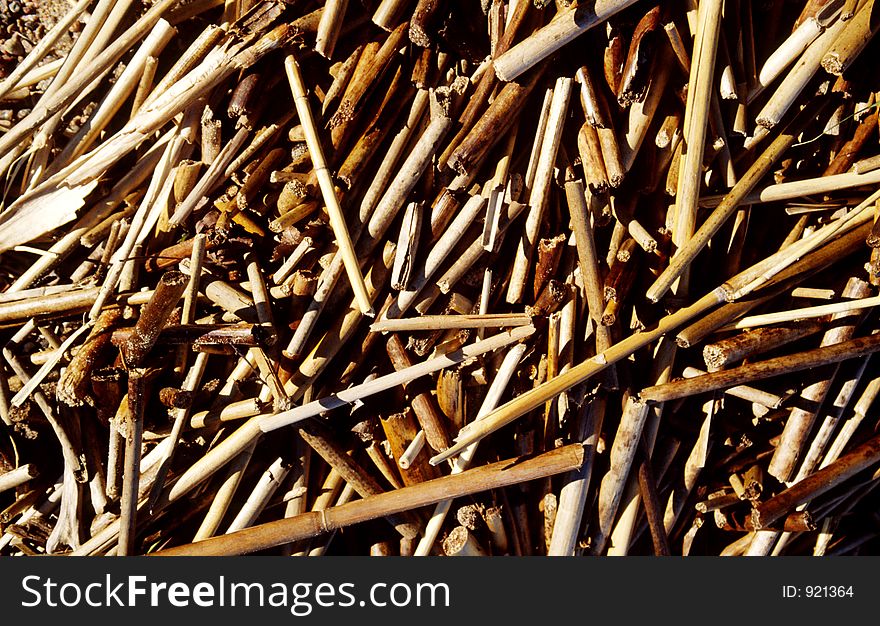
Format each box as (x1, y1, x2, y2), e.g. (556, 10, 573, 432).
(507, 76, 572, 303)
(648, 97, 829, 302)
(751, 14, 848, 136)
(315, 0, 349, 59)
(284, 54, 372, 316)
(414, 343, 527, 556)
(492, 0, 641, 81)
(641, 331, 880, 404)
(152, 444, 585, 555)
(6, 0, 880, 560)
(821, 0, 879, 75)
(767, 277, 874, 482)
(670, 0, 723, 295)
(752, 434, 880, 530)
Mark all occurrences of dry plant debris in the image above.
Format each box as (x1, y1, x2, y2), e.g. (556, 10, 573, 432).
(1, 0, 880, 557)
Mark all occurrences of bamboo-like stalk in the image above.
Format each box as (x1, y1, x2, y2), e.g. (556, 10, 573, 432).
(670, 0, 723, 295)
(193, 441, 257, 541)
(577, 123, 609, 190)
(284, 54, 373, 316)
(447, 69, 543, 178)
(282, 243, 394, 397)
(322, 45, 363, 116)
(371, 313, 531, 333)
(390, 202, 422, 290)
(386, 334, 452, 453)
(389, 193, 485, 316)
(0, 57, 63, 95)
(431, 290, 724, 465)
(414, 343, 527, 556)
(381, 407, 437, 486)
(0, 464, 39, 494)
(272, 237, 314, 285)
(359, 89, 429, 224)
(641, 330, 880, 405)
(507, 76, 572, 303)
(792, 287, 838, 300)
(363, 111, 453, 252)
(283, 253, 344, 360)
(120, 270, 188, 368)
(372, 0, 412, 30)
(335, 64, 413, 190)
(618, 5, 662, 106)
(0, 0, 183, 167)
(752, 433, 880, 530)
(142, 24, 225, 110)
(8, 0, 880, 560)
(360, 440, 400, 490)
(225, 456, 291, 534)
(4, 326, 83, 553)
(148, 352, 209, 511)
(189, 397, 265, 430)
(130, 54, 159, 118)
(576, 65, 624, 187)
(409, 0, 442, 47)
(620, 45, 673, 172)
(152, 444, 585, 556)
(315, 0, 349, 59)
(708, 229, 863, 317)
(5, 139, 163, 293)
(397, 430, 426, 470)
(524, 86, 555, 194)
(53, 20, 177, 174)
(434, 201, 527, 297)
(267, 325, 534, 433)
(443, 526, 486, 556)
(26, 0, 133, 183)
(593, 398, 650, 553)
(118, 369, 148, 556)
(245, 256, 276, 345)
(721, 197, 876, 302)
(664, 18, 690, 71)
(824, 106, 878, 177)
(278, 438, 311, 555)
(766, 277, 874, 482)
(821, 0, 879, 75)
(492, 0, 641, 81)
(723, 294, 880, 330)
(702, 321, 825, 371)
(431, 195, 872, 469)
(329, 23, 407, 151)
(648, 97, 828, 302)
(682, 367, 786, 409)
(664, 396, 714, 537)
(565, 180, 605, 325)
(0, 0, 92, 102)
(751, 14, 848, 135)
(794, 354, 872, 483)
(755, 4, 837, 95)
(637, 444, 671, 556)
(822, 368, 880, 469)
(298, 425, 421, 538)
(854, 153, 880, 174)
(174, 234, 207, 370)
(547, 389, 606, 556)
